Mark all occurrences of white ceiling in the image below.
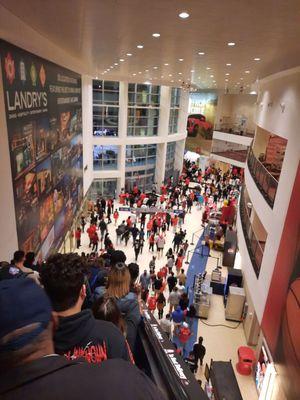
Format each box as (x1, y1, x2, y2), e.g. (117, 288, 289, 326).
(1, 0, 300, 91)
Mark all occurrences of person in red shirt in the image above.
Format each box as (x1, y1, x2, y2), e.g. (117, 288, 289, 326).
(87, 224, 96, 248)
(175, 253, 184, 275)
(178, 322, 192, 357)
(171, 215, 178, 232)
(113, 210, 119, 226)
(146, 219, 153, 238)
(185, 177, 190, 186)
(126, 216, 132, 228)
(133, 184, 139, 195)
(147, 292, 157, 313)
(91, 231, 99, 252)
(149, 233, 155, 252)
(75, 227, 81, 249)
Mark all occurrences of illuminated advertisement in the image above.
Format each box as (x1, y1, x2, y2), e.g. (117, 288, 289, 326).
(0, 40, 83, 259)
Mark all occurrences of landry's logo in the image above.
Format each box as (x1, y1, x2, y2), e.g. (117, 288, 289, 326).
(39, 64, 46, 87)
(4, 52, 15, 85)
(30, 62, 37, 86)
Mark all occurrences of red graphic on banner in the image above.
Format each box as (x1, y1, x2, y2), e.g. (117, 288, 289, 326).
(4, 52, 15, 84)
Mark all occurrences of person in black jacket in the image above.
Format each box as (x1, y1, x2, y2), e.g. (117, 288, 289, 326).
(0, 277, 165, 400)
(40, 253, 130, 363)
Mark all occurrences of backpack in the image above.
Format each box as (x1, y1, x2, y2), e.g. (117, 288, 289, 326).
(0, 265, 28, 281)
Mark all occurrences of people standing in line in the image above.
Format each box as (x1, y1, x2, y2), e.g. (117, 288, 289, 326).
(193, 336, 206, 367)
(75, 227, 81, 249)
(156, 292, 166, 320)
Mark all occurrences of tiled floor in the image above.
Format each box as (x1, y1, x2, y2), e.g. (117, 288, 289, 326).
(76, 201, 258, 400)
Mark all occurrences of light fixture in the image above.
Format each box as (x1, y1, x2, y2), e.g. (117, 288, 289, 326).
(190, 69, 195, 72)
(152, 33, 160, 37)
(137, 44, 144, 49)
(171, 80, 174, 82)
(161, 75, 164, 78)
(198, 76, 201, 79)
(250, 90, 257, 95)
(110, 66, 113, 68)
(153, 66, 158, 69)
(178, 72, 182, 75)
(144, 81, 151, 85)
(179, 11, 189, 19)
(164, 63, 169, 66)
(225, 73, 230, 76)
(210, 75, 214, 78)
(107, 68, 110, 71)
(168, 74, 172, 77)
(145, 69, 149, 72)
(206, 67, 211, 70)
(178, 58, 184, 61)
(114, 63, 118, 65)
(198, 52, 205, 55)
(226, 63, 232, 66)
(254, 57, 260, 61)
(178, 79, 182, 81)
(240, 77, 244, 80)
(213, 80, 216, 83)
(126, 53, 132, 56)
(119, 59, 124, 62)
(245, 70, 250, 74)
(227, 42, 235, 46)
(225, 79, 229, 82)
(132, 73, 136, 76)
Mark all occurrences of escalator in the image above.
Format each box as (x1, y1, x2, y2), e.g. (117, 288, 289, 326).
(135, 303, 208, 400)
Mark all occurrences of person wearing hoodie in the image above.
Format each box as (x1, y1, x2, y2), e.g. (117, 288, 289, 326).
(106, 263, 141, 352)
(40, 253, 130, 364)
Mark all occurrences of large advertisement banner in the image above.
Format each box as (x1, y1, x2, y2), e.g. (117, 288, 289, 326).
(0, 40, 83, 260)
(186, 91, 218, 156)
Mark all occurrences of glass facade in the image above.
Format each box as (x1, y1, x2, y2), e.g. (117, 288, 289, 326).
(93, 145, 118, 170)
(125, 144, 157, 192)
(169, 88, 181, 134)
(88, 179, 117, 200)
(128, 83, 160, 107)
(93, 80, 119, 136)
(165, 141, 176, 180)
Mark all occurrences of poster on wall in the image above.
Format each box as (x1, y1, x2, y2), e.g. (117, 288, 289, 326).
(0, 40, 83, 260)
(186, 91, 218, 156)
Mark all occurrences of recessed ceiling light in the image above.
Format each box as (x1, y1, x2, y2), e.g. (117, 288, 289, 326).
(206, 67, 211, 70)
(225, 73, 230, 76)
(144, 81, 151, 85)
(198, 52, 205, 55)
(126, 53, 132, 56)
(161, 75, 164, 78)
(245, 70, 250, 74)
(164, 63, 169, 66)
(187, 78, 191, 81)
(137, 45, 144, 49)
(178, 72, 182, 75)
(107, 69, 110, 71)
(178, 79, 182, 81)
(254, 57, 260, 61)
(145, 69, 149, 72)
(210, 75, 214, 78)
(96, 76, 98, 79)
(171, 80, 174, 82)
(178, 58, 184, 61)
(240, 77, 244, 80)
(198, 76, 201, 79)
(227, 42, 235, 46)
(153, 66, 158, 69)
(168, 74, 172, 77)
(119, 59, 124, 62)
(114, 63, 118, 65)
(213, 80, 216, 83)
(110, 66, 113, 68)
(179, 11, 189, 19)
(226, 63, 232, 66)
(190, 70, 195, 72)
(225, 79, 229, 82)
(138, 72, 142, 74)
(152, 33, 160, 38)
(132, 73, 136, 76)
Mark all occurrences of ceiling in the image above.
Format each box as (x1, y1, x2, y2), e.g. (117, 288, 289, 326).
(1, 0, 300, 91)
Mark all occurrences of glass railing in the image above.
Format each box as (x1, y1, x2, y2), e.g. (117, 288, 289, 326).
(239, 187, 265, 277)
(247, 148, 278, 208)
(214, 125, 255, 137)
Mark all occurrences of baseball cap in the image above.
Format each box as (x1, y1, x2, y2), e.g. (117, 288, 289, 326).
(0, 278, 52, 351)
(182, 322, 189, 328)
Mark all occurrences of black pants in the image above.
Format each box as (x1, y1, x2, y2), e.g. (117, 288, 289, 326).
(135, 250, 139, 261)
(92, 242, 98, 252)
(76, 239, 81, 249)
(149, 243, 154, 251)
(173, 243, 180, 253)
(158, 309, 163, 319)
(195, 356, 204, 366)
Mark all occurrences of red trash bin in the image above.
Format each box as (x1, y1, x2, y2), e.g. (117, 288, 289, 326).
(236, 346, 255, 375)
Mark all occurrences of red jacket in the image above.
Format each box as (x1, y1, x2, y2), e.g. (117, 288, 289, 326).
(178, 326, 191, 344)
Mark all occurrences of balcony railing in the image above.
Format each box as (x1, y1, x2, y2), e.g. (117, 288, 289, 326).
(214, 125, 255, 137)
(239, 188, 265, 278)
(247, 148, 278, 208)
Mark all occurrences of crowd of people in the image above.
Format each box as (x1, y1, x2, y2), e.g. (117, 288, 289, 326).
(0, 160, 243, 397)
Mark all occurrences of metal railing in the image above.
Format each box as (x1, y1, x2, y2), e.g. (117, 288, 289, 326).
(239, 187, 265, 277)
(247, 148, 278, 208)
(214, 125, 255, 137)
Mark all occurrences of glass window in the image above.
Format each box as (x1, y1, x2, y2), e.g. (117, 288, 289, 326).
(165, 141, 176, 180)
(170, 87, 181, 107)
(93, 80, 119, 136)
(127, 108, 159, 136)
(125, 144, 157, 167)
(128, 83, 160, 107)
(93, 145, 118, 170)
(169, 108, 179, 134)
(88, 179, 117, 200)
